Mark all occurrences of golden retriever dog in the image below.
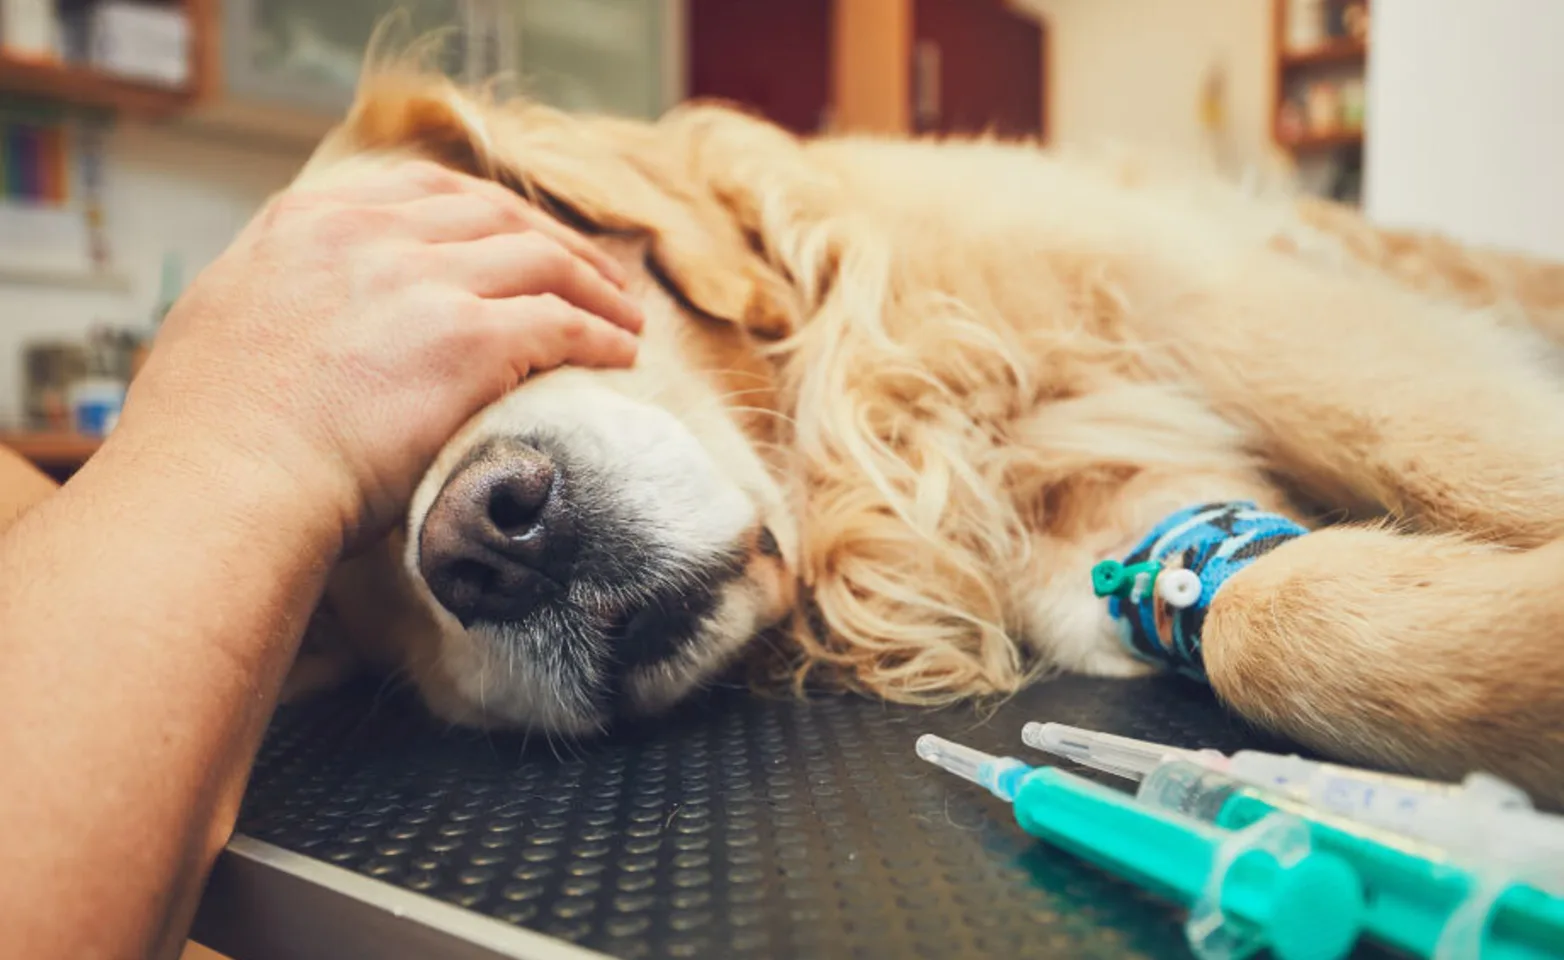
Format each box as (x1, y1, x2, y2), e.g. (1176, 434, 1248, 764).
(287, 66, 1564, 805)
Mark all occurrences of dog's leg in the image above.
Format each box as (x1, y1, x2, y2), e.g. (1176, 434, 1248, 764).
(1130, 255, 1564, 798)
(278, 601, 361, 704)
(1148, 252, 1564, 547)
(1202, 524, 1564, 804)
(1010, 464, 1291, 679)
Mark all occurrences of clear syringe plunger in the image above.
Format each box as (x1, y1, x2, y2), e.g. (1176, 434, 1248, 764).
(1021, 721, 1222, 780)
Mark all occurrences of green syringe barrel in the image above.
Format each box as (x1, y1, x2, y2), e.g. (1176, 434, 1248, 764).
(1141, 760, 1564, 960)
(1008, 766, 1364, 960)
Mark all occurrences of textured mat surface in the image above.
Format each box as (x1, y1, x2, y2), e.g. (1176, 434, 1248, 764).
(238, 672, 1379, 959)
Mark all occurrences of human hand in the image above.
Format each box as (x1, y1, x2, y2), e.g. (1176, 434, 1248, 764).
(119, 159, 643, 550)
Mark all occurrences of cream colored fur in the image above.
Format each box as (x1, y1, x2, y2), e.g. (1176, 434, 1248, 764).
(302, 69, 1564, 804)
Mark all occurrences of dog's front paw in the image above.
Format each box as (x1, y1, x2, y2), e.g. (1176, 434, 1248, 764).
(279, 602, 361, 704)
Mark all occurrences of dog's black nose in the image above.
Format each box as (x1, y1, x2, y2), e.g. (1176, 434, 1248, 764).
(418, 440, 572, 623)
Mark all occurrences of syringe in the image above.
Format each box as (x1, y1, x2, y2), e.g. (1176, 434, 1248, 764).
(1020, 721, 1564, 868)
(1022, 720, 1476, 796)
(914, 734, 1366, 960)
(1137, 758, 1564, 960)
(1022, 721, 1226, 780)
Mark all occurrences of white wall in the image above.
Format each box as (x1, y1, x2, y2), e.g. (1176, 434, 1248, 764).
(1365, 0, 1564, 260)
(1022, 0, 1284, 180)
(0, 124, 308, 424)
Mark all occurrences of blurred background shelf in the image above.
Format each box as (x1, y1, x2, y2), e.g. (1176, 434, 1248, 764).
(0, 264, 130, 290)
(0, 0, 211, 114)
(1279, 38, 1366, 68)
(0, 52, 194, 114)
(1271, 0, 1370, 205)
(1271, 0, 1371, 151)
(1280, 127, 1364, 151)
(0, 430, 102, 473)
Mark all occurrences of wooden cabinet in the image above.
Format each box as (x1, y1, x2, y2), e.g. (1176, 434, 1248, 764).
(685, 0, 1046, 140)
(688, 0, 832, 135)
(911, 0, 1045, 139)
(0, 0, 208, 116)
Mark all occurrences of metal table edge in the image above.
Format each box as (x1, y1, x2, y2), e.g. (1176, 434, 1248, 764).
(190, 833, 613, 960)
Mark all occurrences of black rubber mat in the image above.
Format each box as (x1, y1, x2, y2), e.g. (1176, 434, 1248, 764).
(237, 671, 1378, 959)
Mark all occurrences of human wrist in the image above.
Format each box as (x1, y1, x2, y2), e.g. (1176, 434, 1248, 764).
(91, 407, 356, 563)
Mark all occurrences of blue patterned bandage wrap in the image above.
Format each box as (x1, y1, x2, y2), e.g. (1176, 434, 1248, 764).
(1104, 501, 1307, 682)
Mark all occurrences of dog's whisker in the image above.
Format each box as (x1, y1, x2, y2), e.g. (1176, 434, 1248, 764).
(724, 405, 798, 427)
(706, 367, 775, 386)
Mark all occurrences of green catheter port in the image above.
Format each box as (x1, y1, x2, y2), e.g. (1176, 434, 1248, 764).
(1091, 558, 1163, 599)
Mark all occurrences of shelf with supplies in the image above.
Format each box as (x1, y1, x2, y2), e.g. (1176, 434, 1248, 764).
(1271, 0, 1369, 154)
(8, 424, 128, 486)
(0, 0, 209, 115)
(1278, 38, 1366, 70)
(1276, 127, 1363, 153)
(0, 51, 196, 115)
(1271, 0, 1369, 207)
(0, 430, 103, 472)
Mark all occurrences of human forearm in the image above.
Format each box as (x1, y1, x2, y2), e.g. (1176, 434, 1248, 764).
(0, 158, 644, 958)
(0, 424, 342, 958)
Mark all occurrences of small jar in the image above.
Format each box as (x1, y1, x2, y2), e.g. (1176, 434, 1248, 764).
(68, 376, 126, 436)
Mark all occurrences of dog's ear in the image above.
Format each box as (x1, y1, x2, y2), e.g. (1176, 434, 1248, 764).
(314, 73, 800, 340)
(653, 103, 853, 317)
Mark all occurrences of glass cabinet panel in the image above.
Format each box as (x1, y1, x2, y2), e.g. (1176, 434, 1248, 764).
(223, 0, 466, 115)
(504, 0, 672, 119)
(219, 0, 678, 120)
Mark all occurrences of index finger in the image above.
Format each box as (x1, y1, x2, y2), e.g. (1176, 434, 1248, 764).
(454, 174, 629, 290)
(300, 158, 631, 288)
(295, 158, 476, 206)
